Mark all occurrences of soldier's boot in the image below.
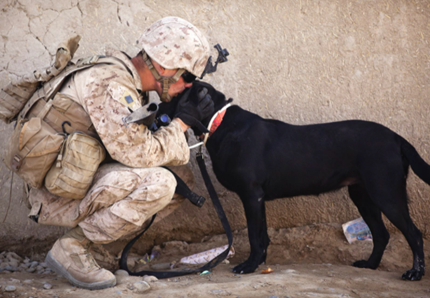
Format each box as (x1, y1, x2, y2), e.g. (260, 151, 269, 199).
(45, 226, 116, 290)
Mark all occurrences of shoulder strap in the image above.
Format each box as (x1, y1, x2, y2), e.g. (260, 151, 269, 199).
(18, 55, 134, 120)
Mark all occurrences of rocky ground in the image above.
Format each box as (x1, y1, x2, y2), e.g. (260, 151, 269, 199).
(1, 223, 430, 298)
(1, 263, 430, 298)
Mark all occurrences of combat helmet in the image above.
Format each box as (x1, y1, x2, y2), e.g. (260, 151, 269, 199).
(139, 16, 210, 102)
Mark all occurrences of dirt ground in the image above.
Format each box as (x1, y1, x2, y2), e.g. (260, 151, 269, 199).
(1, 223, 430, 298)
(1, 1, 430, 297)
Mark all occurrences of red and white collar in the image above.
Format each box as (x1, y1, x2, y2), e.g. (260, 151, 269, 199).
(189, 103, 231, 149)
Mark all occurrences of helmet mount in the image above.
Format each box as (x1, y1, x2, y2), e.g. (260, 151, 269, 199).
(200, 44, 230, 79)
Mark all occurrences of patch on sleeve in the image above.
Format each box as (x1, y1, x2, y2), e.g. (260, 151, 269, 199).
(107, 81, 141, 111)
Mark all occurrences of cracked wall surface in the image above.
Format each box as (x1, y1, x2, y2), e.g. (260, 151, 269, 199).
(0, 0, 430, 255)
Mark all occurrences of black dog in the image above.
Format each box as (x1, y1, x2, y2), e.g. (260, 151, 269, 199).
(159, 81, 429, 281)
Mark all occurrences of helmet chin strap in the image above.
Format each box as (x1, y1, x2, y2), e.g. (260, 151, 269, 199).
(142, 52, 185, 102)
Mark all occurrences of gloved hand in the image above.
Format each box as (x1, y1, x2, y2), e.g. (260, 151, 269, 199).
(174, 87, 214, 133)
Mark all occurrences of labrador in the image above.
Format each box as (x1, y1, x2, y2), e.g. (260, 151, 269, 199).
(158, 81, 428, 281)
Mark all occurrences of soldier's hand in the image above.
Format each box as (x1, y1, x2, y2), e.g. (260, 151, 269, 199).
(174, 87, 214, 133)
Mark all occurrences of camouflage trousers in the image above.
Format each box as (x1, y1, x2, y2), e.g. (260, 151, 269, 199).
(28, 163, 192, 244)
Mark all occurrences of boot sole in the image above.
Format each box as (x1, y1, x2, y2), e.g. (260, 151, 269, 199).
(45, 251, 116, 290)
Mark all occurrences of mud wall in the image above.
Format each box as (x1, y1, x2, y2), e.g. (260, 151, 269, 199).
(1, 0, 430, 254)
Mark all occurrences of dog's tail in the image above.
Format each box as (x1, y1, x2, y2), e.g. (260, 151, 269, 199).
(400, 136, 430, 185)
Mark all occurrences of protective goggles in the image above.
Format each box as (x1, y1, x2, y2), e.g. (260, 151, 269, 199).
(181, 71, 197, 83)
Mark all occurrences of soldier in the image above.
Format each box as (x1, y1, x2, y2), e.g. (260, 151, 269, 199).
(28, 17, 214, 290)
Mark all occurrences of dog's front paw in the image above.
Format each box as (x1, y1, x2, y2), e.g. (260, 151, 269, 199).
(402, 268, 424, 281)
(352, 260, 377, 269)
(232, 260, 259, 274)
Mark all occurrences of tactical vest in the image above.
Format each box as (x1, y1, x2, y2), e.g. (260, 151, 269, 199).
(2, 55, 133, 199)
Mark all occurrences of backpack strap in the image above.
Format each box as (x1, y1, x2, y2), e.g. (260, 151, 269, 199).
(18, 55, 134, 121)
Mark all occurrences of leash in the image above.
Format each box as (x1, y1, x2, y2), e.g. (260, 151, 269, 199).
(119, 151, 233, 278)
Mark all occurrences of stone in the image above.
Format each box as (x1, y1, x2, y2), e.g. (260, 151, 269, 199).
(43, 283, 53, 289)
(143, 275, 158, 283)
(5, 285, 17, 292)
(4, 266, 17, 272)
(209, 289, 231, 295)
(8, 259, 19, 267)
(114, 269, 129, 276)
(26, 267, 36, 273)
(283, 269, 296, 274)
(30, 261, 39, 268)
(9, 278, 21, 284)
(253, 283, 266, 289)
(7, 252, 23, 262)
(133, 281, 150, 293)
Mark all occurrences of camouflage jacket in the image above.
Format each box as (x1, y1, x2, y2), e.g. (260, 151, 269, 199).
(59, 49, 190, 168)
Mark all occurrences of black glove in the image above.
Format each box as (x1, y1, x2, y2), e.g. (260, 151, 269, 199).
(174, 87, 214, 133)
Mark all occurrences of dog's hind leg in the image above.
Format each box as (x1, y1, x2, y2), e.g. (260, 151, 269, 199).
(375, 193, 424, 280)
(233, 190, 269, 274)
(361, 164, 424, 280)
(348, 184, 390, 270)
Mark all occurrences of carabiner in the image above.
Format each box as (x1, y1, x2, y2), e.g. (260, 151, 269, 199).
(61, 121, 72, 135)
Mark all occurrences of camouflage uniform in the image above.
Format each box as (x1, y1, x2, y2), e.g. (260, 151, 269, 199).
(28, 49, 190, 244)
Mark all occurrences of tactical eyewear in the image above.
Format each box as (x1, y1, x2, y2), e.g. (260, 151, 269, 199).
(181, 71, 197, 83)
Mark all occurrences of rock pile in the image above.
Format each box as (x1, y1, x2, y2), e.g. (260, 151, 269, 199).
(0, 251, 53, 275)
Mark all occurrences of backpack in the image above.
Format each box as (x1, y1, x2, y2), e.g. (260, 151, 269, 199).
(1, 36, 129, 198)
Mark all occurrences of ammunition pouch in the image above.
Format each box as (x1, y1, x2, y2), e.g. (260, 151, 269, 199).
(4, 117, 65, 188)
(45, 132, 106, 199)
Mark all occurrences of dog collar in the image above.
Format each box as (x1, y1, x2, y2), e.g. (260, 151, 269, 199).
(189, 103, 231, 149)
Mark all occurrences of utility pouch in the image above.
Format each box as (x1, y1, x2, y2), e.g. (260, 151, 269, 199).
(44, 132, 106, 199)
(26, 91, 97, 137)
(4, 117, 65, 188)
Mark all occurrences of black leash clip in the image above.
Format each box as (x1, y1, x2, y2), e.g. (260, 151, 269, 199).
(196, 142, 204, 158)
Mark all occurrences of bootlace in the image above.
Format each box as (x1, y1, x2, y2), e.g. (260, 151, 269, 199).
(82, 245, 101, 270)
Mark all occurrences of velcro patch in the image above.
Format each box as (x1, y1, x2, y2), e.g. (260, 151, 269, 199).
(107, 81, 140, 111)
(120, 90, 135, 107)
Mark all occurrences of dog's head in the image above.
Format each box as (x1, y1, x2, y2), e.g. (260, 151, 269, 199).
(157, 81, 233, 136)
